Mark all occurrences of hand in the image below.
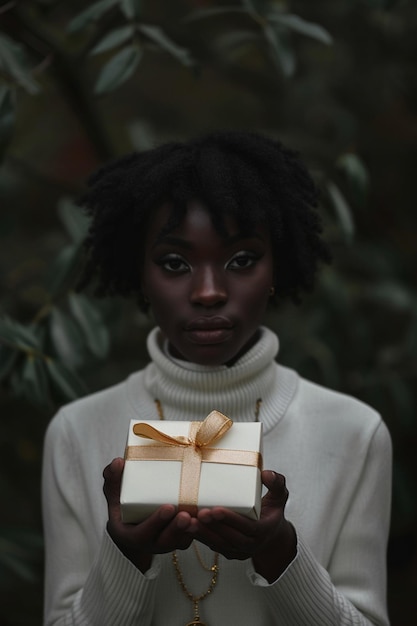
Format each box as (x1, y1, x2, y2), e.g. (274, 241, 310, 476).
(195, 470, 297, 582)
(103, 458, 198, 572)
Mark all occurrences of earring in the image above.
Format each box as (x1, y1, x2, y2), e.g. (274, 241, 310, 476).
(269, 286, 275, 297)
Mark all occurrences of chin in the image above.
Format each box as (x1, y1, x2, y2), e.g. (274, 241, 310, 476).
(174, 344, 237, 367)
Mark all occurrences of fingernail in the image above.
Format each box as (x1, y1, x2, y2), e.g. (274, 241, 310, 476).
(198, 509, 212, 523)
(177, 515, 189, 529)
(160, 506, 175, 520)
(186, 519, 198, 534)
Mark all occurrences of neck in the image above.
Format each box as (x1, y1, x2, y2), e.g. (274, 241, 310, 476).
(142, 326, 298, 433)
(167, 328, 262, 368)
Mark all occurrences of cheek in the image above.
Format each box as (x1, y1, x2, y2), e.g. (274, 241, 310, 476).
(242, 264, 273, 302)
(148, 280, 184, 304)
(232, 281, 271, 325)
(247, 284, 271, 314)
(143, 275, 187, 324)
(142, 265, 172, 302)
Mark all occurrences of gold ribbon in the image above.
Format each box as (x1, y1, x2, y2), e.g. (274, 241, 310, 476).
(126, 410, 262, 516)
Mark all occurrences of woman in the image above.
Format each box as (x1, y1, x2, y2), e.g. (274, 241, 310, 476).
(42, 131, 392, 625)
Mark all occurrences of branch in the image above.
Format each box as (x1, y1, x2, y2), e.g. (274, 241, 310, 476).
(11, 4, 115, 162)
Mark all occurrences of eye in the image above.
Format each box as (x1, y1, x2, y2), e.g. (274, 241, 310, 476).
(227, 252, 258, 270)
(159, 254, 190, 273)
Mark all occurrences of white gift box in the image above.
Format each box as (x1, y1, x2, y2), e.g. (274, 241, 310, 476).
(120, 413, 263, 523)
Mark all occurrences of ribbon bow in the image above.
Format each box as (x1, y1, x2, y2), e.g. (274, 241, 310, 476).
(127, 410, 261, 515)
(133, 409, 232, 448)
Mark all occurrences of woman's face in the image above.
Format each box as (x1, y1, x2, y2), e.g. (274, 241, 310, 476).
(141, 199, 274, 366)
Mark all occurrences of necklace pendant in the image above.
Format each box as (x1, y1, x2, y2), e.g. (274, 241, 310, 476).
(186, 621, 206, 626)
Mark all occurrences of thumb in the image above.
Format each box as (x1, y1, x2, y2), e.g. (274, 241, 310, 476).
(103, 457, 125, 521)
(261, 470, 289, 509)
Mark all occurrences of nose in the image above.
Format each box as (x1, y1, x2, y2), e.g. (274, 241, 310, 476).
(190, 265, 227, 307)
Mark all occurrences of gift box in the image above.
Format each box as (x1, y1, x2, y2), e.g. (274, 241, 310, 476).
(120, 411, 263, 523)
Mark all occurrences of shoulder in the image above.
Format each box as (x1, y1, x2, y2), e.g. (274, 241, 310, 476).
(298, 375, 379, 419)
(44, 371, 143, 447)
(284, 371, 390, 452)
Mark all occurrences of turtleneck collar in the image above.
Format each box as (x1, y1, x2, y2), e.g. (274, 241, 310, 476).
(138, 326, 298, 434)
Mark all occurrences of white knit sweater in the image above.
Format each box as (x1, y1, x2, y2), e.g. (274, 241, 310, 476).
(42, 327, 392, 625)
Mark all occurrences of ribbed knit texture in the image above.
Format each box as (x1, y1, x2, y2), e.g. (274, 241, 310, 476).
(42, 326, 392, 625)
(136, 326, 297, 432)
(77, 532, 160, 625)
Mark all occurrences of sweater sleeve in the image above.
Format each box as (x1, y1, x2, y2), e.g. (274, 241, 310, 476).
(42, 411, 161, 626)
(246, 419, 392, 625)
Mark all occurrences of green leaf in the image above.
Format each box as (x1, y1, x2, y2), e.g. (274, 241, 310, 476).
(267, 12, 333, 45)
(68, 0, 119, 33)
(263, 23, 296, 77)
(44, 243, 83, 297)
(0, 34, 41, 94)
(120, 0, 142, 20)
(326, 180, 355, 244)
(94, 45, 142, 94)
(138, 25, 195, 68)
(128, 119, 156, 150)
(319, 267, 351, 314)
(182, 6, 248, 23)
(0, 528, 43, 582)
(90, 25, 135, 55)
(0, 540, 38, 582)
(0, 316, 40, 352)
(241, 0, 269, 13)
(364, 281, 415, 313)
(21, 354, 51, 408)
(0, 85, 15, 161)
(45, 359, 88, 402)
(49, 307, 86, 369)
(68, 293, 110, 359)
(57, 197, 90, 243)
(336, 153, 370, 208)
(213, 30, 259, 54)
(0, 84, 14, 114)
(0, 345, 18, 381)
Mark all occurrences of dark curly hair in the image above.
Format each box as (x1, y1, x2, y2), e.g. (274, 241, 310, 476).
(77, 130, 331, 312)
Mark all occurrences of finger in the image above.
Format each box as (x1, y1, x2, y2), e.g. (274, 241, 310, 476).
(261, 471, 289, 509)
(198, 507, 257, 536)
(127, 510, 196, 555)
(130, 505, 178, 546)
(103, 458, 125, 523)
(155, 511, 198, 551)
(196, 521, 254, 559)
(197, 508, 259, 554)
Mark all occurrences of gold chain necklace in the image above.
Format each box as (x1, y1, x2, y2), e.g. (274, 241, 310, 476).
(172, 548, 219, 626)
(154, 398, 262, 626)
(193, 541, 215, 571)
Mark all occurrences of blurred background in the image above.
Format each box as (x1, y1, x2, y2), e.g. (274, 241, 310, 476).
(0, 0, 416, 624)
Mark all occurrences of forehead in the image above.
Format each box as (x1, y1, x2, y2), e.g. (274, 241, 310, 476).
(145, 199, 267, 246)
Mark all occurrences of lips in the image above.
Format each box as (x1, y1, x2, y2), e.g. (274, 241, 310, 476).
(184, 317, 234, 345)
(185, 316, 233, 331)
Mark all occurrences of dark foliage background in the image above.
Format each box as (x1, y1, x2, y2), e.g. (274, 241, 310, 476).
(0, 1, 416, 624)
